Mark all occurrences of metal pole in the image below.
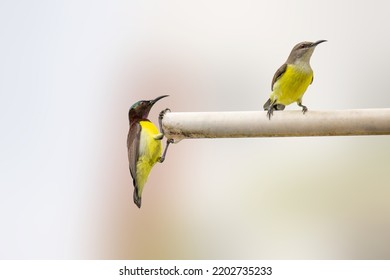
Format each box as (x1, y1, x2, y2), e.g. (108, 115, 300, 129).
(161, 109, 390, 141)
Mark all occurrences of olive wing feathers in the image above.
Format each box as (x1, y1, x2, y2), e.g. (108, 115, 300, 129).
(271, 63, 287, 91)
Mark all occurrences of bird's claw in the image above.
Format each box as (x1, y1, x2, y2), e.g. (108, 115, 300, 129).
(159, 138, 174, 163)
(158, 108, 171, 135)
(159, 108, 171, 120)
(266, 107, 274, 120)
(297, 102, 308, 115)
(158, 108, 175, 145)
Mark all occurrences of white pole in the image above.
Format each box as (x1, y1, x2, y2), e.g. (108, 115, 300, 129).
(161, 109, 390, 141)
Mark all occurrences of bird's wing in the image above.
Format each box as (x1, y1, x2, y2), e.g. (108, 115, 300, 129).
(127, 122, 141, 184)
(271, 63, 287, 90)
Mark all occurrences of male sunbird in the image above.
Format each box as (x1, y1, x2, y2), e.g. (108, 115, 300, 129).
(263, 40, 326, 119)
(127, 95, 172, 208)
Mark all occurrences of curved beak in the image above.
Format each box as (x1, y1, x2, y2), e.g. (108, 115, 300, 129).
(312, 40, 327, 47)
(151, 95, 169, 105)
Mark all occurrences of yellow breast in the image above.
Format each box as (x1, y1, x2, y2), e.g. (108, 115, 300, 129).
(271, 64, 313, 106)
(136, 121, 163, 192)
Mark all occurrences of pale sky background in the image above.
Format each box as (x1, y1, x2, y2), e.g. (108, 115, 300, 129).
(1, 0, 390, 259)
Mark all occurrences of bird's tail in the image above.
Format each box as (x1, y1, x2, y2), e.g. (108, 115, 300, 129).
(263, 98, 286, 111)
(263, 98, 271, 110)
(133, 181, 142, 208)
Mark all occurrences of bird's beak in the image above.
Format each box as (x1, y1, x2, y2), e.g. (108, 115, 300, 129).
(311, 40, 327, 47)
(150, 95, 169, 105)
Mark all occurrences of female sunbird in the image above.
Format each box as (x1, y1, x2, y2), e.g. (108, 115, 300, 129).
(127, 95, 171, 208)
(263, 40, 326, 119)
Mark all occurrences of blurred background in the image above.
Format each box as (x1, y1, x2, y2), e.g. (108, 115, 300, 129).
(1, 0, 390, 259)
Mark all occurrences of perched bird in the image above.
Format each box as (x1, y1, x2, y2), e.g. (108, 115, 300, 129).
(263, 40, 326, 119)
(127, 95, 172, 208)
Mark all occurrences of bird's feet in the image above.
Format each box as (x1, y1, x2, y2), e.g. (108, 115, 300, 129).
(159, 108, 171, 119)
(158, 108, 174, 163)
(299, 104, 308, 114)
(159, 139, 174, 163)
(266, 107, 274, 120)
(158, 108, 171, 134)
(297, 102, 308, 114)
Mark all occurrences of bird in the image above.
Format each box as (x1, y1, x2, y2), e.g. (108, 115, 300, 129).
(263, 40, 326, 119)
(127, 95, 172, 208)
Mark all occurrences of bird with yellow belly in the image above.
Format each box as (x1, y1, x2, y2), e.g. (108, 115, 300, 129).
(127, 95, 172, 208)
(264, 40, 326, 119)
